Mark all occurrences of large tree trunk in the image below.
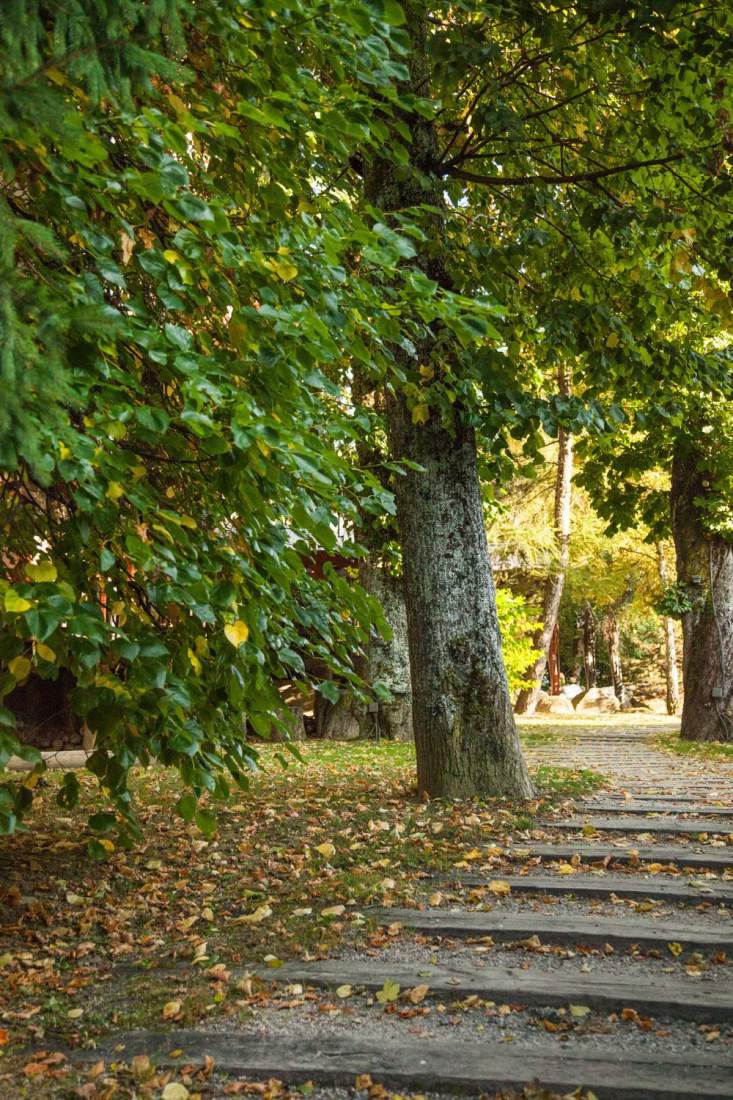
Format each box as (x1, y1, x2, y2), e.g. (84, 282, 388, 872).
(671, 441, 733, 741)
(657, 544, 681, 716)
(363, 0, 533, 799)
(515, 377, 574, 714)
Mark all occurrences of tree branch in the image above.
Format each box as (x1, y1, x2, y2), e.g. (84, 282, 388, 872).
(439, 153, 684, 187)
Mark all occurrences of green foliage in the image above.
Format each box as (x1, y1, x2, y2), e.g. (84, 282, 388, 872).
(0, 0, 416, 838)
(495, 588, 542, 695)
(655, 582, 697, 620)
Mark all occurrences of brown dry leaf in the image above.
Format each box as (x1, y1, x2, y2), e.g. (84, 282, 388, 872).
(162, 999, 182, 1019)
(408, 983, 429, 1004)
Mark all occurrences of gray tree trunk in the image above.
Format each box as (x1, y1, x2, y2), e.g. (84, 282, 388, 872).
(657, 544, 681, 716)
(363, 0, 534, 799)
(319, 563, 413, 741)
(515, 375, 574, 715)
(671, 441, 733, 741)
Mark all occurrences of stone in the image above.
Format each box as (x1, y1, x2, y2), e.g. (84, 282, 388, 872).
(80, 1031, 733, 1097)
(506, 842, 733, 871)
(573, 685, 621, 713)
(562, 683, 584, 700)
(544, 814, 730, 836)
(252, 957, 733, 1023)
(535, 691, 575, 715)
(367, 906, 733, 952)
(444, 871, 733, 905)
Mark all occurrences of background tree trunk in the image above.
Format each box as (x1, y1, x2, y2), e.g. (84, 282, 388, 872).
(657, 544, 681, 716)
(515, 374, 574, 714)
(581, 602, 598, 689)
(671, 441, 733, 741)
(363, 0, 533, 799)
(602, 609, 624, 702)
(318, 563, 412, 741)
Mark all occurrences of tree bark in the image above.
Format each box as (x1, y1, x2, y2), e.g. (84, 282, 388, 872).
(580, 602, 598, 689)
(602, 608, 624, 702)
(657, 543, 681, 716)
(319, 563, 413, 741)
(515, 374, 574, 714)
(671, 441, 733, 741)
(363, 0, 533, 799)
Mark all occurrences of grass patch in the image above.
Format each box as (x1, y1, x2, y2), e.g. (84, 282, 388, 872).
(655, 730, 733, 762)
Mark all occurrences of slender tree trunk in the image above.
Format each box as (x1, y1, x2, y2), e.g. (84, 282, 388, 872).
(581, 602, 598, 689)
(515, 376, 573, 714)
(657, 544, 681, 716)
(363, 0, 534, 798)
(602, 609, 624, 702)
(671, 441, 733, 741)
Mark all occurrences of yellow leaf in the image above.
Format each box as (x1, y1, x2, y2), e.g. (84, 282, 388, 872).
(464, 848, 483, 861)
(570, 1004, 591, 1018)
(35, 643, 56, 663)
(162, 999, 182, 1019)
(488, 880, 511, 896)
(376, 979, 400, 1004)
(4, 591, 32, 613)
(668, 941, 683, 957)
(67, 1008, 84, 1020)
(58, 442, 72, 461)
(26, 561, 57, 583)
(178, 515, 197, 530)
(606, 331, 620, 348)
(411, 403, 429, 425)
(8, 656, 31, 682)
(163, 250, 180, 264)
(120, 231, 135, 265)
(556, 863, 576, 875)
(419, 365, 434, 380)
(106, 482, 125, 501)
(646, 862, 664, 873)
(224, 620, 249, 647)
(315, 841, 336, 860)
(581, 824, 598, 837)
(161, 1085, 190, 1100)
(236, 905, 272, 924)
(336, 984, 353, 998)
(321, 904, 345, 918)
(271, 258, 298, 282)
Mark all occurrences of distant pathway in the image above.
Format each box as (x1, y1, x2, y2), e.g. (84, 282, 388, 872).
(520, 715, 733, 799)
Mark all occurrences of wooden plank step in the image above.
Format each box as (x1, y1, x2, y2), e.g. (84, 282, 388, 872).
(578, 801, 733, 818)
(543, 816, 731, 836)
(506, 844, 733, 871)
(367, 907, 733, 952)
(80, 1030, 733, 1098)
(255, 959, 733, 1022)
(443, 872, 733, 905)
